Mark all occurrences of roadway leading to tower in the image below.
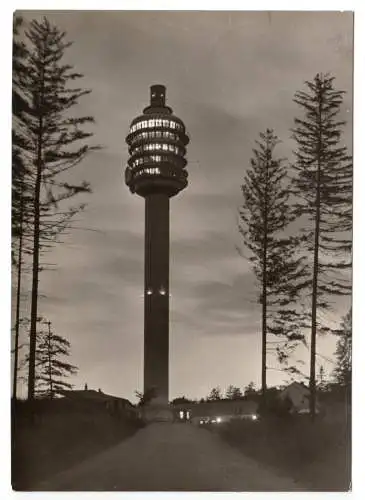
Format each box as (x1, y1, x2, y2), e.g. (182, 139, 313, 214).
(35, 422, 304, 491)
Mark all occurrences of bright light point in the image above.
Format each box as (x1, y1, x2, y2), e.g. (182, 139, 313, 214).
(160, 289, 166, 295)
(179, 411, 184, 419)
(146, 290, 152, 295)
(252, 414, 258, 421)
(216, 417, 221, 423)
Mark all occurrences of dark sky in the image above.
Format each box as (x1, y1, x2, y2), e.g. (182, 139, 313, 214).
(16, 11, 353, 402)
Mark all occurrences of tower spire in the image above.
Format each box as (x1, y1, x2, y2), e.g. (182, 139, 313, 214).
(150, 84, 166, 107)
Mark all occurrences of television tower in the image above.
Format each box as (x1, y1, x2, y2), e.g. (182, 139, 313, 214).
(125, 85, 189, 418)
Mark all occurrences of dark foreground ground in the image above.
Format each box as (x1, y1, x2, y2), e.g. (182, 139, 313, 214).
(12, 403, 351, 491)
(12, 401, 142, 490)
(32, 422, 304, 491)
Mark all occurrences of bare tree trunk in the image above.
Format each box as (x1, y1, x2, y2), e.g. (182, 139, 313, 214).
(310, 165, 321, 421)
(47, 321, 53, 397)
(12, 175, 25, 400)
(28, 118, 43, 400)
(261, 154, 269, 405)
(310, 101, 322, 421)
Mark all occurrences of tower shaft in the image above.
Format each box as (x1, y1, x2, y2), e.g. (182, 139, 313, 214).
(144, 193, 170, 403)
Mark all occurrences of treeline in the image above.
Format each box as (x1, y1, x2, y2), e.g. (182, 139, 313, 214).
(238, 74, 352, 418)
(171, 382, 258, 405)
(12, 15, 98, 399)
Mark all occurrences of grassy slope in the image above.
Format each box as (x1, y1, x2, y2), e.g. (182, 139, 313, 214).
(212, 413, 351, 491)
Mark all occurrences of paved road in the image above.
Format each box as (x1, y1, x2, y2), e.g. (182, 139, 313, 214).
(36, 422, 304, 491)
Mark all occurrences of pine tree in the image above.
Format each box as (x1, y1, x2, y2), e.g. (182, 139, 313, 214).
(16, 17, 99, 399)
(23, 319, 78, 398)
(291, 73, 352, 419)
(244, 381, 256, 398)
(333, 308, 352, 388)
(225, 385, 243, 400)
(317, 364, 328, 394)
(207, 387, 222, 401)
(12, 15, 32, 399)
(239, 129, 308, 403)
(39, 320, 78, 397)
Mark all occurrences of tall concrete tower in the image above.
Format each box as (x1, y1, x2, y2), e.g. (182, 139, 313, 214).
(125, 85, 189, 416)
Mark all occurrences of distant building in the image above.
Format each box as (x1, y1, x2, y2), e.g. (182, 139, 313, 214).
(59, 389, 137, 419)
(278, 381, 320, 414)
(172, 399, 259, 425)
